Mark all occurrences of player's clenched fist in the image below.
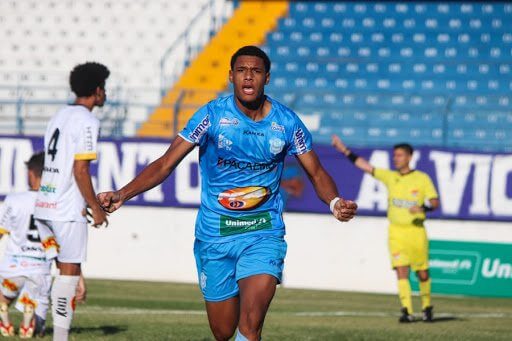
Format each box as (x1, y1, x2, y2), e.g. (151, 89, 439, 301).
(332, 198, 357, 222)
(97, 191, 124, 213)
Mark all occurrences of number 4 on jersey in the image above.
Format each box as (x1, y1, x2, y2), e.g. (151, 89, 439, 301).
(47, 128, 60, 161)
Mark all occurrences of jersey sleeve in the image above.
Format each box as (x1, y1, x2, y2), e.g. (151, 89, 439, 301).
(74, 116, 100, 161)
(423, 174, 439, 200)
(178, 104, 210, 147)
(0, 195, 14, 234)
(373, 168, 394, 186)
(287, 115, 313, 156)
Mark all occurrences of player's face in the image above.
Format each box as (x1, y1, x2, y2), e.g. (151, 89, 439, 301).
(229, 55, 269, 104)
(393, 148, 411, 170)
(95, 87, 107, 107)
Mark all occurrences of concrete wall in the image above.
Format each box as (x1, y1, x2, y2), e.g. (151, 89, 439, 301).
(81, 206, 512, 294)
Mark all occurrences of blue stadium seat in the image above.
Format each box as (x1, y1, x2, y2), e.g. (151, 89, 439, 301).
(264, 2, 512, 151)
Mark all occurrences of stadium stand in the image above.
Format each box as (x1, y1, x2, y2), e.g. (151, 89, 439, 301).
(0, 0, 232, 136)
(0, 1, 510, 151)
(261, 2, 512, 150)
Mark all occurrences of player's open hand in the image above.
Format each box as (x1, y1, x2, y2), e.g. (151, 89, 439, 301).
(97, 191, 124, 213)
(331, 134, 348, 154)
(333, 198, 357, 222)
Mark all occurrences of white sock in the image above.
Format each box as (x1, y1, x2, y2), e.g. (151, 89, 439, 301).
(235, 329, 249, 341)
(51, 275, 79, 340)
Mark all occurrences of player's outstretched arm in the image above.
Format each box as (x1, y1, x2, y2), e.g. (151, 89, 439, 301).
(97, 136, 195, 213)
(331, 135, 374, 174)
(296, 150, 357, 222)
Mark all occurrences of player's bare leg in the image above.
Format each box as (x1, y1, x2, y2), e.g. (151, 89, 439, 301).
(205, 296, 239, 341)
(0, 293, 14, 337)
(395, 266, 414, 322)
(52, 262, 81, 341)
(237, 274, 277, 340)
(416, 269, 433, 322)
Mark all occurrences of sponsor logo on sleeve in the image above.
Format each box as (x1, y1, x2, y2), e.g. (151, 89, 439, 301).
(293, 128, 308, 154)
(85, 126, 94, 151)
(189, 115, 210, 142)
(269, 138, 285, 154)
(218, 186, 270, 210)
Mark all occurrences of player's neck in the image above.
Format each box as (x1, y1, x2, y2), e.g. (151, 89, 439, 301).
(73, 97, 95, 111)
(235, 95, 270, 122)
(398, 167, 412, 175)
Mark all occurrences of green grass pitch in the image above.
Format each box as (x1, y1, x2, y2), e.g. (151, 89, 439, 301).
(10, 279, 512, 340)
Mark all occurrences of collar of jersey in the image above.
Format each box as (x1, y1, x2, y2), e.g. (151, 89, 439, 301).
(230, 94, 276, 125)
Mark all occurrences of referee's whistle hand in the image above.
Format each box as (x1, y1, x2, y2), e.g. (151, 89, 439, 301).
(333, 198, 357, 222)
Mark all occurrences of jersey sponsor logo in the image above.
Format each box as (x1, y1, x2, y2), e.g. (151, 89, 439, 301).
(218, 186, 270, 210)
(35, 200, 57, 209)
(218, 134, 233, 151)
(391, 198, 418, 209)
(243, 130, 264, 137)
(293, 128, 308, 154)
(217, 158, 277, 172)
(219, 212, 272, 236)
(269, 138, 285, 154)
(43, 166, 59, 174)
(42, 236, 59, 253)
(189, 115, 210, 142)
(40, 184, 57, 193)
(219, 117, 239, 126)
(21, 245, 44, 253)
(271, 122, 285, 133)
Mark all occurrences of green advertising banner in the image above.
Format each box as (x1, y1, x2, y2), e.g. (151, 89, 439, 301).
(411, 240, 512, 297)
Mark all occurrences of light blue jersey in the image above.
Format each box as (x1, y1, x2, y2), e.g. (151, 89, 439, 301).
(179, 95, 312, 242)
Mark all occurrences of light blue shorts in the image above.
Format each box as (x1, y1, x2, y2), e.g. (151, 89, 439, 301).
(193, 234, 287, 302)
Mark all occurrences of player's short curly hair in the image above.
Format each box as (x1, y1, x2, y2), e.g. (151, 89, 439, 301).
(393, 143, 414, 155)
(69, 62, 110, 97)
(230, 46, 271, 73)
(25, 151, 44, 177)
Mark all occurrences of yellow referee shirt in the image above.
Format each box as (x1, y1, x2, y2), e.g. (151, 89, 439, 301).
(373, 169, 438, 227)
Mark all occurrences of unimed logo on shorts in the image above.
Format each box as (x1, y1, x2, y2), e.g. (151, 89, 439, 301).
(428, 250, 481, 285)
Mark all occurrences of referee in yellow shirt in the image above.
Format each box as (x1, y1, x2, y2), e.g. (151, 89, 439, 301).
(332, 135, 440, 323)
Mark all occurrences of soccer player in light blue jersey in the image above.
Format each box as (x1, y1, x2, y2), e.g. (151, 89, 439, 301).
(97, 46, 357, 341)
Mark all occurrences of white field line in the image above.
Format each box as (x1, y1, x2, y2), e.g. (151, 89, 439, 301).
(75, 306, 512, 319)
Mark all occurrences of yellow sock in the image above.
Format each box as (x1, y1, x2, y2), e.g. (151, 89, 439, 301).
(419, 278, 432, 309)
(398, 279, 413, 313)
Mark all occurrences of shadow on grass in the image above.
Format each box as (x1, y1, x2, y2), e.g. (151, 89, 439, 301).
(46, 325, 128, 336)
(432, 316, 460, 323)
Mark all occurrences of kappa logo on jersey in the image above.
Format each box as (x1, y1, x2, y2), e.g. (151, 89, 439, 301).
(269, 138, 285, 154)
(411, 189, 419, 197)
(293, 128, 308, 154)
(189, 115, 210, 142)
(40, 184, 57, 194)
(243, 130, 264, 137)
(219, 117, 239, 126)
(271, 122, 285, 133)
(218, 134, 233, 151)
(218, 186, 270, 210)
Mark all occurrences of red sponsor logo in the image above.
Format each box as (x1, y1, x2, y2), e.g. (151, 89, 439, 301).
(2, 279, 18, 292)
(42, 237, 60, 252)
(35, 201, 57, 209)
